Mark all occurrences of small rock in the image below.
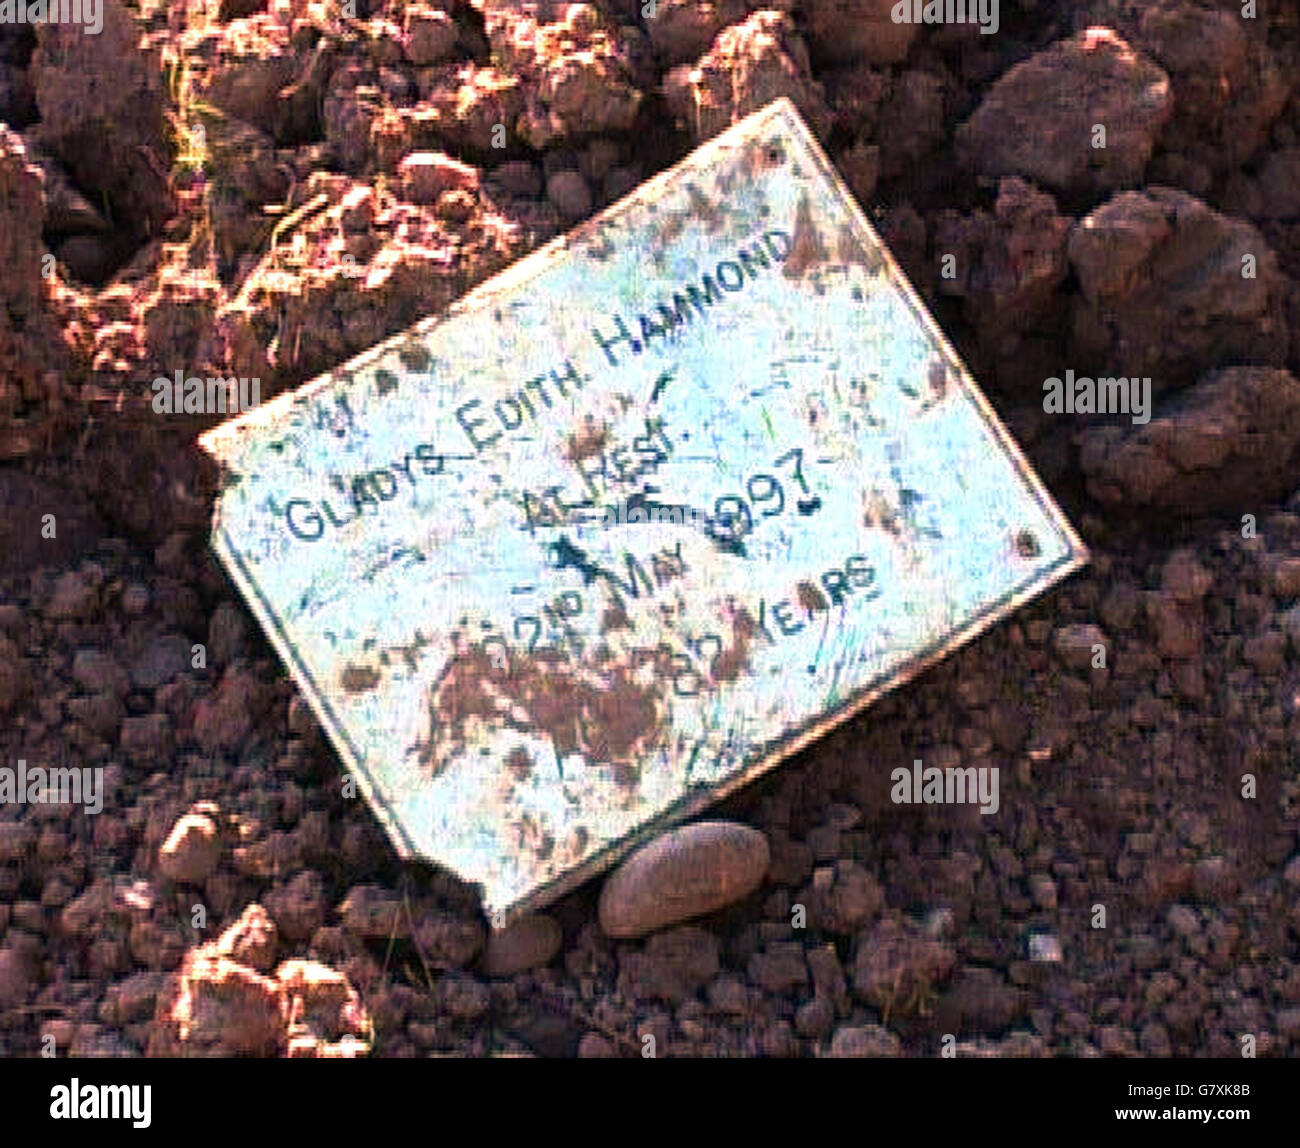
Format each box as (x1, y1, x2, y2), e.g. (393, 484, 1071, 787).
(71, 648, 129, 696)
(806, 945, 848, 1010)
(130, 633, 190, 690)
(618, 925, 720, 1003)
(492, 160, 542, 199)
(747, 942, 808, 995)
(1243, 630, 1286, 673)
(1029, 875, 1058, 910)
(853, 917, 956, 1007)
(599, 821, 770, 939)
(338, 885, 407, 940)
(412, 915, 484, 969)
(934, 967, 1028, 1032)
(398, 152, 478, 206)
(824, 803, 862, 831)
(1082, 368, 1300, 513)
(100, 971, 166, 1025)
(1257, 147, 1300, 220)
(577, 1031, 618, 1057)
(122, 584, 150, 616)
(645, 0, 748, 67)
(483, 914, 562, 978)
(1283, 855, 1300, 888)
(1281, 605, 1300, 654)
(155, 954, 282, 1056)
(662, 11, 830, 144)
(214, 903, 278, 973)
(803, 0, 917, 66)
(827, 1023, 901, 1057)
(1067, 189, 1285, 390)
(434, 973, 490, 1021)
(1161, 551, 1213, 603)
(208, 602, 248, 666)
(707, 973, 751, 1016)
(265, 871, 328, 943)
(922, 906, 956, 939)
(47, 569, 97, 620)
(794, 994, 835, 1039)
(1053, 623, 1108, 671)
(0, 941, 35, 1008)
(192, 667, 258, 753)
(119, 713, 172, 760)
(404, 4, 458, 66)
(546, 169, 592, 221)
(158, 805, 221, 884)
(1267, 557, 1300, 601)
(803, 860, 884, 934)
(957, 28, 1171, 196)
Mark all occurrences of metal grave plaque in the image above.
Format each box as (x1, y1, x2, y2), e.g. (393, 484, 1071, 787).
(200, 98, 1087, 922)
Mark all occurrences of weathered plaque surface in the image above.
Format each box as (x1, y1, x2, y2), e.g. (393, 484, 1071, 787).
(200, 99, 1087, 922)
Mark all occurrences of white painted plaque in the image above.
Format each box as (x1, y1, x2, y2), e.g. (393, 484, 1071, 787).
(200, 99, 1087, 922)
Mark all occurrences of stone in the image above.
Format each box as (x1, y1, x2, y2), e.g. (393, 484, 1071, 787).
(158, 954, 283, 1056)
(802, 860, 884, 934)
(1257, 148, 1300, 220)
(956, 28, 1171, 196)
(1161, 551, 1213, 604)
(71, 649, 129, 697)
(803, 0, 918, 66)
(213, 903, 278, 973)
(794, 994, 835, 1039)
(618, 925, 720, 1003)
(599, 821, 769, 939)
(1081, 367, 1300, 513)
(827, 1023, 901, 1057)
(662, 11, 830, 144)
(1066, 188, 1286, 387)
(338, 885, 407, 940)
(1053, 623, 1108, 671)
(158, 805, 221, 885)
(852, 917, 956, 1007)
(747, 941, 808, 994)
(47, 570, 97, 620)
(130, 633, 191, 690)
(546, 169, 592, 221)
(264, 870, 328, 943)
(645, 0, 750, 67)
(398, 152, 479, 206)
(412, 915, 484, 969)
(483, 914, 563, 978)
(1267, 557, 1300, 601)
(404, 5, 458, 67)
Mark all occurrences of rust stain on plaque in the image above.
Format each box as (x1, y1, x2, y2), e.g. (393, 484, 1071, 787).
(797, 581, 829, 614)
(341, 664, 381, 694)
(837, 222, 883, 272)
(687, 183, 726, 232)
(418, 641, 666, 788)
(505, 747, 534, 781)
(711, 606, 762, 684)
(565, 418, 610, 464)
(784, 196, 826, 277)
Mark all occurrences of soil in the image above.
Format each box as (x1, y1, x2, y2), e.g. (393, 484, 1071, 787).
(1, 0, 1299, 1058)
